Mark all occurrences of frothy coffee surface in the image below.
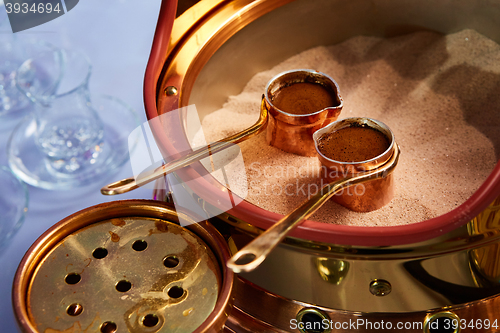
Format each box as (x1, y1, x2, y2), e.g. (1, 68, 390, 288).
(272, 82, 337, 114)
(317, 126, 390, 162)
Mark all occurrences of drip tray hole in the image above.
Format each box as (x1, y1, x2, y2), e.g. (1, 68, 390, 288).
(132, 240, 148, 251)
(142, 314, 159, 327)
(65, 273, 81, 285)
(66, 303, 83, 316)
(92, 247, 108, 259)
(168, 286, 184, 299)
(163, 256, 179, 268)
(100, 321, 117, 333)
(115, 280, 132, 292)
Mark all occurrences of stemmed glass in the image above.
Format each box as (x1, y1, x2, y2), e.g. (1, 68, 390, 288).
(8, 49, 140, 189)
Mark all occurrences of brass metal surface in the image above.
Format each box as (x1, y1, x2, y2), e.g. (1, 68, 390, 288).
(223, 276, 500, 332)
(264, 69, 343, 156)
(469, 196, 500, 286)
(13, 200, 234, 333)
(28, 217, 220, 333)
(233, 208, 500, 312)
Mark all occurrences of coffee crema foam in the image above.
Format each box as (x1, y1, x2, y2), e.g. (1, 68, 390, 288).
(317, 126, 390, 162)
(272, 82, 337, 114)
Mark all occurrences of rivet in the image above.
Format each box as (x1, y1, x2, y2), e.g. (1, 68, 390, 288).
(296, 308, 331, 333)
(165, 86, 178, 96)
(423, 311, 460, 333)
(369, 279, 391, 296)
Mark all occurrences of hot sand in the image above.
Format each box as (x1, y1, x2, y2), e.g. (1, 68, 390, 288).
(192, 29, 500, 226)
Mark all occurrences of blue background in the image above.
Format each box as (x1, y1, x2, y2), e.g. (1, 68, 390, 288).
(0, 0, 161, 330)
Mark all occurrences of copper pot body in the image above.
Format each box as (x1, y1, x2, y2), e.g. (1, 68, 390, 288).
(264, 69, 343, 156)
(313, 117, 397, 212)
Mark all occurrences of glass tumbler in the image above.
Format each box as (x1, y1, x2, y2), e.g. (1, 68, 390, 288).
(16, 49, 105, 175)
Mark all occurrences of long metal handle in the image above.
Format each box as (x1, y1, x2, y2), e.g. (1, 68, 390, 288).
(227, 144, 400, 273)
(102, 140, 233, 195)
(101, 99, 268, 195)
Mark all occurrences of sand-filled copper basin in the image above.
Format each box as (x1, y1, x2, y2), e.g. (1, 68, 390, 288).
(145, 0, 500, 248)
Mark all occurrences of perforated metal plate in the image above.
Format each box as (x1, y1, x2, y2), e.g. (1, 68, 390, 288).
(27, 217, 221, 333)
